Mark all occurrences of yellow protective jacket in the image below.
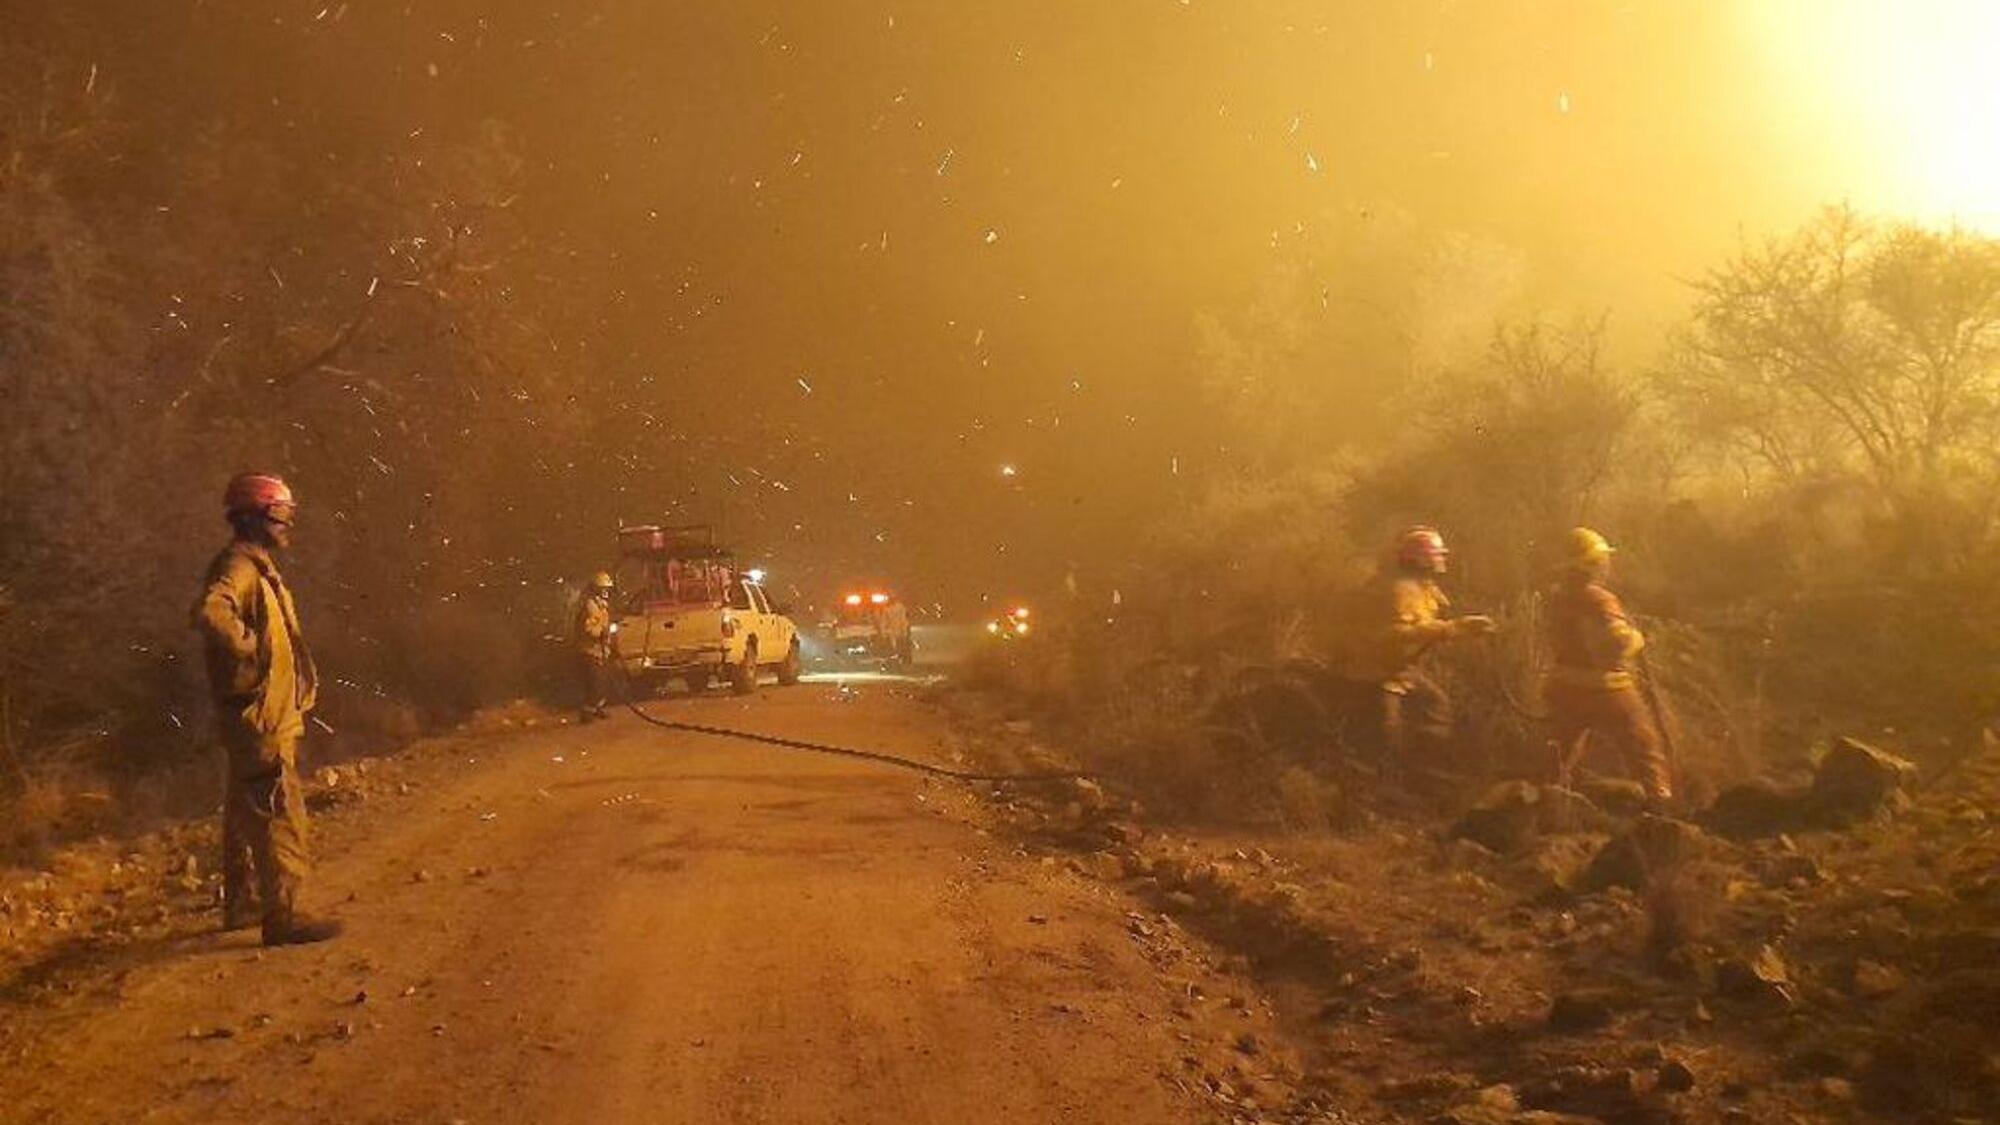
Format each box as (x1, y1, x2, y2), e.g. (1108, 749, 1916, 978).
(573, 594, 612, 660)
(1342, 574, 1468, 692)
(1544, 573, 1645, 691)
(192, 541, 318, 742)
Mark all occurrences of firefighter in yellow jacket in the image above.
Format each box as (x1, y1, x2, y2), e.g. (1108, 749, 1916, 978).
(192, 473, 341, 946)
(1542, 527, 1673, 803)
(573, 572, 616, 721)
(1337, 526, 1496, 763)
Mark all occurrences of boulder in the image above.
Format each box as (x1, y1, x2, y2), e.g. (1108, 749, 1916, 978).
(1450, 781, 1544, 854)
(1700, 778, 1810, 840)
(1508, 835, 1600, 903)
(1716, 943, 1795, 1007)
(1577, 815, 1712, 893)
(1656, 1059, 1696, 1093)
(1807, 737, 1916, 827)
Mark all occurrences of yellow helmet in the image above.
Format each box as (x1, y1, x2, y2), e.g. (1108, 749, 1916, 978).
(1565, 527, 1615, 567)
(589, 571, 615, 589)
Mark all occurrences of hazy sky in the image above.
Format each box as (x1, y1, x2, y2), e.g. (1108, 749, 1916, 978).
(47, 0, 1995, 611)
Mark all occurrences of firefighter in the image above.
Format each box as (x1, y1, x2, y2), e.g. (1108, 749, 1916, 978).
(1542, 527, 1673, 804)
(191, 473, 341, 946)
(573, 572, 616, 721)
(1336, 526, 1496, 766)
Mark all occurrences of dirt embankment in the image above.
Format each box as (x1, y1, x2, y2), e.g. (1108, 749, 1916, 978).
(949, 690, 2000, 1125)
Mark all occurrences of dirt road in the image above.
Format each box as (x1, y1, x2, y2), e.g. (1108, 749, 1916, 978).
(0, 679, 1265, 1124)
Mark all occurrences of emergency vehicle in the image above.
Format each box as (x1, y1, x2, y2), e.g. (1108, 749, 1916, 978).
(607, 525, 800, 695)
(984, 604, 1033, 641)
(825, 589, 914, 668)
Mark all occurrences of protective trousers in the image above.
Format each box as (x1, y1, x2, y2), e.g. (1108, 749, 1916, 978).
(220, 729, 310, 925)
(1547, 682, 1673, 801)
(577, 654, 611, 712)
(1334, 675, 1449, 768)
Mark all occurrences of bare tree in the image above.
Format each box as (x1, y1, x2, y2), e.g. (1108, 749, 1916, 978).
(1657, 207, 2000, 516)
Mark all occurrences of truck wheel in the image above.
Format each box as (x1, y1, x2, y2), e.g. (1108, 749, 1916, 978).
(683, 669, 711, 695)
(776, 641, 802, 686)
(731, 643, 759, 695)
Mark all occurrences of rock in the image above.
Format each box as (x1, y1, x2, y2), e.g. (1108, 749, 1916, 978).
(1548, 990, 1619, 1033)
(1084, 851, 1126, 881)
(1577, 776, 1650, 818)
(1755, 850, 1822, 888)
(1233, 1031, 1261, 1056)
(1849, 959, 1904, 998)
(1450, 781, 1545, 854)
(1700, 778, 1810, 840)
(1716, 943, 1795, 1007)
(1807, 737, 1916, 826)
(1519, 1066, 1645, 1120)
(1064, 777, 1110, 815)
(1656, 1059, 1696, 1093)
(1577, 815, 1711, 893)
(1509, 836, 1599, 903)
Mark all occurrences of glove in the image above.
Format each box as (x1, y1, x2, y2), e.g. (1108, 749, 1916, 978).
(1455, 614, 1498, 637)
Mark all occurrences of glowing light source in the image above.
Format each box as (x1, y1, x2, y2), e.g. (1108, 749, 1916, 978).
(1750, 0, 2000, 231)
(746, 568, 767, 583)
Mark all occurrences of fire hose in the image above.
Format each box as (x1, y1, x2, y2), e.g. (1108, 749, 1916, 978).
(611, 666, 1087, 783)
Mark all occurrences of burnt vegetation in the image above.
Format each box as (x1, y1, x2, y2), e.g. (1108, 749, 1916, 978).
(2, 11, 618, 851)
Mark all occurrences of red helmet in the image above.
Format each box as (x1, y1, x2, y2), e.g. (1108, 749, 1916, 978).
(1395, 525, 1448, 570)
(223, 473, 295, 516)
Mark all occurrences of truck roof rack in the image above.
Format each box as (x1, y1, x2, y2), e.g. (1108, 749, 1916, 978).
(617, 523, 733, 560)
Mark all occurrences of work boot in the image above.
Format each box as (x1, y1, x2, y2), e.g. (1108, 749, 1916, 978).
(262, 913, 343, 947)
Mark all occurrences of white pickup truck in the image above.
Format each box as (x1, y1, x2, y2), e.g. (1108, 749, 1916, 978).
(608, 526, 801, 695)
